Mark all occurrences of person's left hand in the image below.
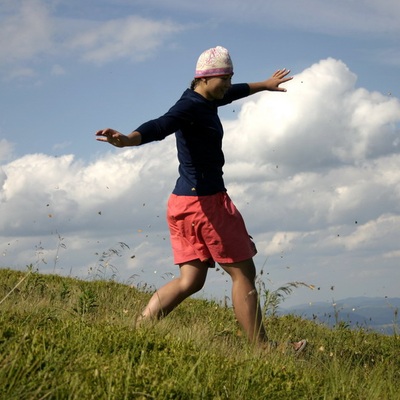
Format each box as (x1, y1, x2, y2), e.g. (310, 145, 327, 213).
(265, 68, 293, 92)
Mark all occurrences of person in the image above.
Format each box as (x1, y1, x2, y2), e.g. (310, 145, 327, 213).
(96, 46, 306, 353)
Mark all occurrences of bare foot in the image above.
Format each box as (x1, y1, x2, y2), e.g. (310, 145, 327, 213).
(292, 339, 307, 354)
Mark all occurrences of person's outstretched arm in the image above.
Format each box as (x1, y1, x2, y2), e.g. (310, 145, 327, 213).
(248, 68, 292, 95)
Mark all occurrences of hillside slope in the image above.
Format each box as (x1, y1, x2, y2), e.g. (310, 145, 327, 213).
(1, 268, 399, 399)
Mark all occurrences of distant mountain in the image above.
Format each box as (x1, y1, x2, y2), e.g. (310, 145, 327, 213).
(279, 297, 400, 335)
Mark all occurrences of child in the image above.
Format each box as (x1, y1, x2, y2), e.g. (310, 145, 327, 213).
(96, 46, 306, 353)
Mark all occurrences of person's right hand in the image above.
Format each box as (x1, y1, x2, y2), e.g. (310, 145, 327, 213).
(95, 128, 129, 147)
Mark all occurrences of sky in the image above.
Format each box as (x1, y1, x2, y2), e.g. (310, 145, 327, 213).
(1, 0, 400, 309)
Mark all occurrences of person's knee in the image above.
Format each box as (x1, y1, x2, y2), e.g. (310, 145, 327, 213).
(242, 263, 257, 281)
(221, 259, 257, 281)
(179, 276, 205, 294)
(178, 260, 208, 294)
(189, 279, 206, 294)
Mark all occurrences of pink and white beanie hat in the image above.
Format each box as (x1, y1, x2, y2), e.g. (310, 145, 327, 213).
(194, 46, 233, 78)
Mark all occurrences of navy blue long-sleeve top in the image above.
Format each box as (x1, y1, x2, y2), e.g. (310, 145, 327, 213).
(136, 83, 250, 196)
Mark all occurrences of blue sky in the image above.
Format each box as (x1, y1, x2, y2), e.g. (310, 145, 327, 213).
(1, 0, 400, 309)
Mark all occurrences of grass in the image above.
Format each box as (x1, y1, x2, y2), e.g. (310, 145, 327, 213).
(0, 267, 399, 399)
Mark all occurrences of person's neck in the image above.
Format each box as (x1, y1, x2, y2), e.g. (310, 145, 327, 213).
(194, 87, 213, 101)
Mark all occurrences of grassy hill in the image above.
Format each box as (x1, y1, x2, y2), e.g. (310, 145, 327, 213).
(1, 268, 399, 399)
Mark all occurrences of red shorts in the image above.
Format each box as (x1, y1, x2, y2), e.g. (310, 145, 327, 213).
(167, 192, 257, 267)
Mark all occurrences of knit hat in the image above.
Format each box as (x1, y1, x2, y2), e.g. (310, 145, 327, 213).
(194, 46, 233, 78)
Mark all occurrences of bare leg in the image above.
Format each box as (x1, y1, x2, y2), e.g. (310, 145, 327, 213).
(138, 259, 209, 321)
(220, 259, 267, 344)
(221, 259, 306, 352)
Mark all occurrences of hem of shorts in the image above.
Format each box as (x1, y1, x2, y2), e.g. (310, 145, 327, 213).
(174, 251, 257, 266)
(173, 256, 211, 265)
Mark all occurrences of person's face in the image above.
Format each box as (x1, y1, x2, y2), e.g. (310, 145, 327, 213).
(200, 74, 233, 100)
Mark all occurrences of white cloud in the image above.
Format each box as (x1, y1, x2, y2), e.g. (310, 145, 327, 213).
(343, 214, 400, 252)
(224, 58, 400, 172)
(66, 15, 183, 64)
(2, 0, 399, 79)
(0, 1, 185, 78)
(1, 58, 400, 304)
(0, 146, 176, 233)
(0, 0, 54, 64)
(0, 139, 14, 162)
